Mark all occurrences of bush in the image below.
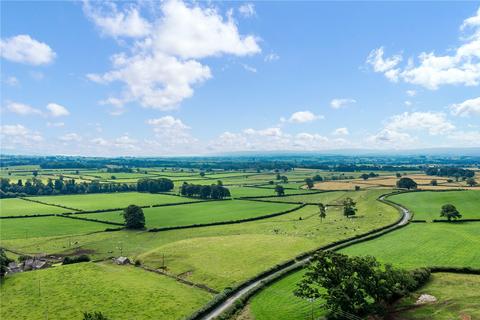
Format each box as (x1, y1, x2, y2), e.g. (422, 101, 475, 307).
(83, 311, 109, 320)
(62, 254, 91, 265)
(122, 205, 145, 229)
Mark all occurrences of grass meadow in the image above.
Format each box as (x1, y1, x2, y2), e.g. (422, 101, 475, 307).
(388, 190, 480, 221)
(80, 200, 299, 227)
(0, 262, 212, 320)
(395, 273, 480, 320)
(0, 198, 69, 217)
(28, 192, 201, 211)
(340, 223, 480, 268)
(0, 216, 110, 240)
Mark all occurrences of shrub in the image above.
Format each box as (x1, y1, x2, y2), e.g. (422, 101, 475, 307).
(122, 205, 145, 229)
(82, 311, 109, 320)
(62, 254, 91, 265)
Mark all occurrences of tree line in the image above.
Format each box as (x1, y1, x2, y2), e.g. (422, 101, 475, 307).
(0, 177, 175, 198)
(425, 166, 475, 179)
(179, 182, 231, 199)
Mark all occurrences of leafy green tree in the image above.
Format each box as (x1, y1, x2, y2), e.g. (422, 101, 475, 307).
(275, 185, 285, 196)
(305, 178, 314, 189)
(343, 197, 357, 218)
(122, 205, 145, 229)
(360, 173, 370, 180)
(83, 311, 109, 320)
(440, 204, 462, 221)
(281, 175, 289, 183)
(466, 178, 477, 187)
(294, 251, 430, 318)
(430, 179, 437, 186)
(318, 203, 326, 222)
(396, 177, 417, 190)
(0, 247, 13, 277)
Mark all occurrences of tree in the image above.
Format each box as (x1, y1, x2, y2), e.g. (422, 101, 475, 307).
(396, 177, 417, 190)
(275, 185, 285, 196)
(343, 197, 357, 218)
(305, 178, 314, 189)
(466, 178, 477, 187)
(83, 312, 109, 320)
(294, 251, 430, 318)
(200, 172, 205, 177)
(440, 204, 462, 221)
(122, 205, 145, 229)
(0, 247, 13, 277)
(396, 173, 402, 178)
(360, 173, 370, 180)
(318, 203, 326, 222)
(312, 175, 323, 182)
(430, 179, 437, 186)
(281, 175, 289, 183)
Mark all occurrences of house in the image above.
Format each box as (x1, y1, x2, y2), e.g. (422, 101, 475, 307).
(114, 256, 130, 265)
(7, 262, 22, 274)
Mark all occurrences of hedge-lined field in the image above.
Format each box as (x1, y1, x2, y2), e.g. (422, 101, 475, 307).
(80, 200, 298, 228)
(2, 192, 399, 291)
(388, 190, 480, 221)
(396, 272, 480, 319)
(0, 198, 69, 217)
(0, 216, 109, 240)
(228, 186, 313, 198)
(340, 223, 480, 268)
(248, 269, 327, 320)
(28, 192, 201, 211)
(0, 262, 212, 320)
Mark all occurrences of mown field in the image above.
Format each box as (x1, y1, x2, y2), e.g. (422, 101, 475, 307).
(0, 216, 110, 240)
(247, 269, 327, 320)
(388, 190, 480, 221)
(340, 223, 480, 268)
(28, 192, 201, 211)
(0, 198, 69, 217)
(0, 262, 212, 320)
(80, 200, 299, 228)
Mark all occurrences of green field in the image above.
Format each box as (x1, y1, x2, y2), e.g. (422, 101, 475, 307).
(81, 200, 298, 228)
(228, 186, 313, 198)
(248, 270, 327, 320)
(0, 198, 69, 217)
(395, 273, 480, 320)
(0, 262, 212, 320)
(388, 190, 480, 221)
(28, 192, 200, 211)
(0, 216, 110, 240)
(2, 191, 399, 291)
(340, 223, 480, 268)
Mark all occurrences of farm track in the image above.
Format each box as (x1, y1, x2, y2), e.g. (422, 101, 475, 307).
(197, 194, 411, 320)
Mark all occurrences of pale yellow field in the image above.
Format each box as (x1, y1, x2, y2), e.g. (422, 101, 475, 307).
(313, 174, 479, 191)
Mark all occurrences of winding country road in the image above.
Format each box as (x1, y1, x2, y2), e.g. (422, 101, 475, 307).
(200, 195, 411, 320)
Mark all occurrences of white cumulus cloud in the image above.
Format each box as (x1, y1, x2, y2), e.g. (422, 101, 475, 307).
(5, 102, 42, 116)
(330, 98, 356, 109)
(86, 0, 261, 110)
(46, 103, 70, 117)
(367, 8, 480, 89)
(0, 34, 56, 65)
(450, 97, 480, 116)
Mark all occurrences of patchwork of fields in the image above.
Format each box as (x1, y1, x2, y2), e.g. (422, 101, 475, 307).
(1, 165, 478, 320)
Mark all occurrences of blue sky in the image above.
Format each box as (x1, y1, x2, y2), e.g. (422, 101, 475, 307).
(1, 1, 479, 156)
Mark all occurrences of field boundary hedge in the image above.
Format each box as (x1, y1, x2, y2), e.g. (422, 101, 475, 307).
(148, 204, 306, 232)
(56, 214, 125, 226)
(237, 189, 333, 200)
(187, 191, 410, 320)
(0, 213, 58, 219)
(429, 266, 480, 275)
(432, 218, 480, 223)
(20, 197, 82, 212)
